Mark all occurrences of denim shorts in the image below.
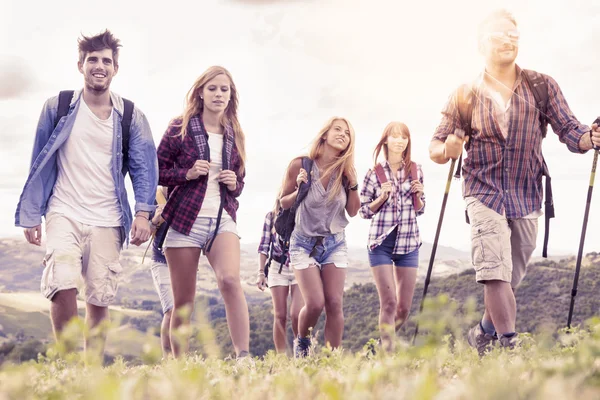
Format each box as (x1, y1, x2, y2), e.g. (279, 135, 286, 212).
(289, 231, 348, 270)
(150, 260, 174, 314)
(163, 215, 239, 252)
(368, 227, 419, 268)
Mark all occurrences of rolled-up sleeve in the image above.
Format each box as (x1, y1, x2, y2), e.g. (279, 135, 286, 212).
(359, 169, 377, 219)
(545, 75, 590, 154)
(128, 108, 158, 213)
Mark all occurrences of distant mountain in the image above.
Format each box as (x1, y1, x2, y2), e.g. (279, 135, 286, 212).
(1, 233, 599, 359)
(0, 238, 471, 304)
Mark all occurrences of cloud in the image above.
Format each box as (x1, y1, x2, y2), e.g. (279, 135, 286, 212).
(0, 57, 37, 100)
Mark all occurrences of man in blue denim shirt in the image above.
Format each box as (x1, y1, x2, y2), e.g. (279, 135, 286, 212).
(14, 30, 158, 356)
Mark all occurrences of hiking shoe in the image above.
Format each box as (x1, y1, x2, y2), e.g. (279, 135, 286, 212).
(295, 336, 311, 358)
(498, 333, 520, 350)
(467, 323, 497, 356)
(235, 351, 255, 369)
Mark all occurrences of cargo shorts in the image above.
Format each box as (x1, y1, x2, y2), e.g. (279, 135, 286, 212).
(466, 197, 538, 287)
(40, 212, 123, 306)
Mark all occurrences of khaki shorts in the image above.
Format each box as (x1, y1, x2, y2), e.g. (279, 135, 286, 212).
(466, 198, 538, 287)
(41, 212, 123, 306)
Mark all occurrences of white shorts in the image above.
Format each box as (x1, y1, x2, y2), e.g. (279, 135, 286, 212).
(268, 262, 297, 287)
(164, 215, 239, 252)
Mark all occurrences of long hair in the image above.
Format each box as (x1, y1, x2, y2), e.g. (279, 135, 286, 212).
(308, 117, 356, 201)
(271, 182, 284, 223)
(372, 121, 412, 178)
(175, 66, 246, 174)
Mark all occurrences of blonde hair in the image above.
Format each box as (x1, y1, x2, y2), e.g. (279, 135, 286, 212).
(308, 117, 356, 201)
(174, 66, 246, 174)
(372, 121, 412, 178)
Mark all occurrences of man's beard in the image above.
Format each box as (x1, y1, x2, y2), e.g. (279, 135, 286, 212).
(85, 76, 111, 93)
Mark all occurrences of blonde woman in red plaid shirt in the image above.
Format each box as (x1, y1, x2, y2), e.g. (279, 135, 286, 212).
(359, 122, 425, 351)
(156, 66, 249, 359)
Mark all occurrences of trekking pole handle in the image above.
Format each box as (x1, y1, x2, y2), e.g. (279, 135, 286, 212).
(592, 117, 600, 151)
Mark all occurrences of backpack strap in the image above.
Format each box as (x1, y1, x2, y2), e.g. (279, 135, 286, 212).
(296, 157, 314, 204)
(409, 162, 420, 211)
(454, 84, 475, 179)
(121, 98, 134, 174)
(523, 69, 552, 257)
(542, 160, 554, 258)
(55, 90, 75, 129)
(374, 164, 387, 184)
(522, 69, 549, 138)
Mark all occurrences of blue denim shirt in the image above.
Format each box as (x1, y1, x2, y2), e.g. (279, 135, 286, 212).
(15, 90, 158, 245)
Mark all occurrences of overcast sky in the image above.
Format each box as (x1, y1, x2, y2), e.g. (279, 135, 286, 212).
(1, 0, 599, 256)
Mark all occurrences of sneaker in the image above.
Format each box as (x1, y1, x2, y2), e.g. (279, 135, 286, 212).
(235, 351, 255, 368)
(467, 323, 497, 356)
(295, 336, 311, 358)
(364, 338, 381, 357)
(498, 333, 520, 350)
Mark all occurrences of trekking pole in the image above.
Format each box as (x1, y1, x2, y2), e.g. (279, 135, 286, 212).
(413, 157, 457, 343)
(567, 118, 600, 330)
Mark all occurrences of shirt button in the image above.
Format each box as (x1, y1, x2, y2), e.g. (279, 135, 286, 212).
(505, 168, 508, 172)
(505, 189, 509, 193)
(52, 135, 56, 138)
(117, 135, 120, 138)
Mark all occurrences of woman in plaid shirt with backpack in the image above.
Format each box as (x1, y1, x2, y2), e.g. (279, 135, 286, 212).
(156, 66, 249, 359)
(255, 192, 304, 355)
(359, 122, 426, 351)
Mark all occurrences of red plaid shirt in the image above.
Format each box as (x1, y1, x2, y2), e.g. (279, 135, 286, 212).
(157, 116, 245, 235)
(433, 66, 589, 219)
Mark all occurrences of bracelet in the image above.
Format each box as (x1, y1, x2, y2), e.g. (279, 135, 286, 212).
(257, 272, 266, 277)
(349, 183, 359, 191)
(135, 213, 149, 220)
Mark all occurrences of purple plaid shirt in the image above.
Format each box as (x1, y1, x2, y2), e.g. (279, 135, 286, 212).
(157, 116, 245, 235)
(433, 66, 589, 219)
(257, 211, 288, 264)
(359, 161, 425, 253)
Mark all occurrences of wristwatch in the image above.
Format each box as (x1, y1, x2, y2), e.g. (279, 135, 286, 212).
(349, 183, 359, 191)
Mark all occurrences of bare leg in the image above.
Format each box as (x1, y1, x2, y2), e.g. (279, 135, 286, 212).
(321, 264, 346, 349)
(289, 284, 304, 337)
(371, 265, 396, 350)
(294, 266, 325, 337)
(484, 280, 517, 335)
(394, 267, 418, 330)
(206, 233, 249, 357)
(50, 288, 79, 341)
(270, 286, 290, 353)
(166, 247, 201, 358)
(161, 310, 173, 358)
(85, 303, 110, 359)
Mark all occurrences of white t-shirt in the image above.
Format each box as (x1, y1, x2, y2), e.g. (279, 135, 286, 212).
(48, 99, 122, 226)
(198, 132, 226, 218)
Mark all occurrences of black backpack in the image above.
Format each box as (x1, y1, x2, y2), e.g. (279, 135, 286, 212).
(455, 69, 554, 257)
(54, 90, 134, 175)
(274, 157, 314, 254)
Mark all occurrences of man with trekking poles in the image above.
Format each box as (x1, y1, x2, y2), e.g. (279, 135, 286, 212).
(429, 9, 600, 354)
